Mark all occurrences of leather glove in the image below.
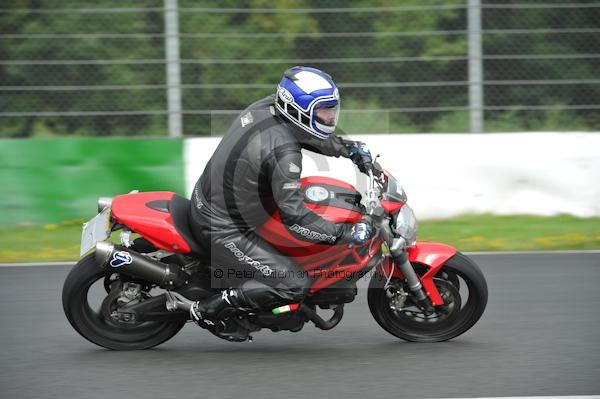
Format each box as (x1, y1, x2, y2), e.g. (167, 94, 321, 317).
(351, 221, 372, 245)
(349, 142, 373, 174)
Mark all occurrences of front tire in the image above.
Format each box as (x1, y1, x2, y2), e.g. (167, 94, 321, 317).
(62, 253, 186, 350)
(368, 252, 488, 342)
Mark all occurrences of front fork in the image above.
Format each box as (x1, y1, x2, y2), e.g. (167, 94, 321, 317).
(389, 240, 435, 315)
(376, 219, 437, 314)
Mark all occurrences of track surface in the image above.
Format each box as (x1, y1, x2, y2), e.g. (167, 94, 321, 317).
(1, 253, 599, 399)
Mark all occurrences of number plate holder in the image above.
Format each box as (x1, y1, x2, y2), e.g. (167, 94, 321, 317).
(80, 207, 111, 256)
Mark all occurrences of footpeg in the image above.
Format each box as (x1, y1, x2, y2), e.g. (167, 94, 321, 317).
(165, 291, 195, 312)
(165, 291, 208, 325)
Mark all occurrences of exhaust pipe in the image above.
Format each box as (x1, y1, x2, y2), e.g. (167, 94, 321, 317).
(97, 197, 112, 213)
(95, 242, 189, 288)
(300, 304, 344, 330)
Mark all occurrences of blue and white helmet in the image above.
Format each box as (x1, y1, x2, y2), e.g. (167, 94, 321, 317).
(275, 66, 340, 140)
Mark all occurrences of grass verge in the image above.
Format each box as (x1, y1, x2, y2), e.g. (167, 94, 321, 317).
(419, 214, 600, 252)
(1, 214, 599, 263)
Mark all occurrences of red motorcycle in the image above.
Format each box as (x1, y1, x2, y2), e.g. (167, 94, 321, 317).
(62, 160, 487, 349)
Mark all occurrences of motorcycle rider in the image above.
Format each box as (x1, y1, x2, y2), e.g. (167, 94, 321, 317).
(190, 66, 374, 340)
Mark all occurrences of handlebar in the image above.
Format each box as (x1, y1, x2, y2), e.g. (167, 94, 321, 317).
(340, 139, 399, 248)
(342, 139, 383, 178)
(340, 138, 385, 215)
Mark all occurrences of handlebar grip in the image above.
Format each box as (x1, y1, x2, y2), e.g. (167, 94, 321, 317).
(362, 214, 374, 224)
(340, 138, 356, 147)
(363, 159, 383, 178)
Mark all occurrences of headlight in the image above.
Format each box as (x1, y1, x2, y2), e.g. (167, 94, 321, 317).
(394, 204, 417, 246)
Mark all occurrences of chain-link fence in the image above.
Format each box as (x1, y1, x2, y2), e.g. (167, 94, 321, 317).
(1, 0, 599, 137)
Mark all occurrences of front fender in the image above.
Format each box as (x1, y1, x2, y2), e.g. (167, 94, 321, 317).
(408, 242, 457, 270)
(408, 242, 457, 306)
(379, 242, 457, 306)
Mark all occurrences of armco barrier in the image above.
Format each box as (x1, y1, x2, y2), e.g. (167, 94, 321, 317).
(0, 138, 185, 226)
(2, 132, 599, 227)
(185, 132, 600, 218)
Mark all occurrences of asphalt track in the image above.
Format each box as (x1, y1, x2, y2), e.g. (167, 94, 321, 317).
(0, 252, 598, 399)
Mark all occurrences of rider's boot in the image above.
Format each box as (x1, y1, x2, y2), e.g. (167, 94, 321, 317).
(190, 288, 253, 342)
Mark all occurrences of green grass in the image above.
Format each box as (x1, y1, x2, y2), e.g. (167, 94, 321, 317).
(1, 214, 599, 263)
(0, 220, 84, 263)
(418, 214, 600, 252)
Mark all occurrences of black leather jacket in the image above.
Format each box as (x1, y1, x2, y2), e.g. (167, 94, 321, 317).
(191, 95, 353, 244)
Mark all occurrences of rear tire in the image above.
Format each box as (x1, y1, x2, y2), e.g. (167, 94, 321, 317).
(368, 252, 487, 342)
(62, 253, 186, 350)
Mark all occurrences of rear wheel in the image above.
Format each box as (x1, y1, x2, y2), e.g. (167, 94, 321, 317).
(62, 253, 186, 350)
(368, 252, 487, 342)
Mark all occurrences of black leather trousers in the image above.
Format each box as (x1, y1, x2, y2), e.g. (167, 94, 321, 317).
(190, 204, 311, 310)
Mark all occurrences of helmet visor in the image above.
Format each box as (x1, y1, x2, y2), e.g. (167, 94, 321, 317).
(314, 103, 340, 128)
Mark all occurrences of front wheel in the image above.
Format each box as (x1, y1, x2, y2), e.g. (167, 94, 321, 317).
(368, 252, 487, 342)
(62, 253, 186, 350)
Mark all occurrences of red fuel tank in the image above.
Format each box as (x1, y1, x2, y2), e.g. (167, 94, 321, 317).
(256, 176, 363, 258)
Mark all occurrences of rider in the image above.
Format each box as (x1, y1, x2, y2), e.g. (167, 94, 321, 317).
(189, 66, 373, 338)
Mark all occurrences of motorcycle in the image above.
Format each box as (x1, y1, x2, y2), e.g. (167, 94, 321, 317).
(62, 156, 488, 349)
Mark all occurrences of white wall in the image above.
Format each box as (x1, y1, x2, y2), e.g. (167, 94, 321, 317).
(185, 132, 600, 219)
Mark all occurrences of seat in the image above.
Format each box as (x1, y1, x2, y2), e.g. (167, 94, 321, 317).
(169, 194, 206, 257)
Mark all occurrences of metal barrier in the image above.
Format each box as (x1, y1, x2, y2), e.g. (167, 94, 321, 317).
(0, 1, 598, 137)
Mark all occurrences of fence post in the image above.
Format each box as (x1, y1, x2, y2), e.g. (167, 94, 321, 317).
(468, 0, 484, 133)
(164, 0, 183, 137)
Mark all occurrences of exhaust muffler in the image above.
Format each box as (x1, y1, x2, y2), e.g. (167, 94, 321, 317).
(95, 242, 189, 288)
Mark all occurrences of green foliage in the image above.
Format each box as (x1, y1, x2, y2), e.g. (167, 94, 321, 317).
(0, 0, 598, 137)
(0, 0, 166, 137)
